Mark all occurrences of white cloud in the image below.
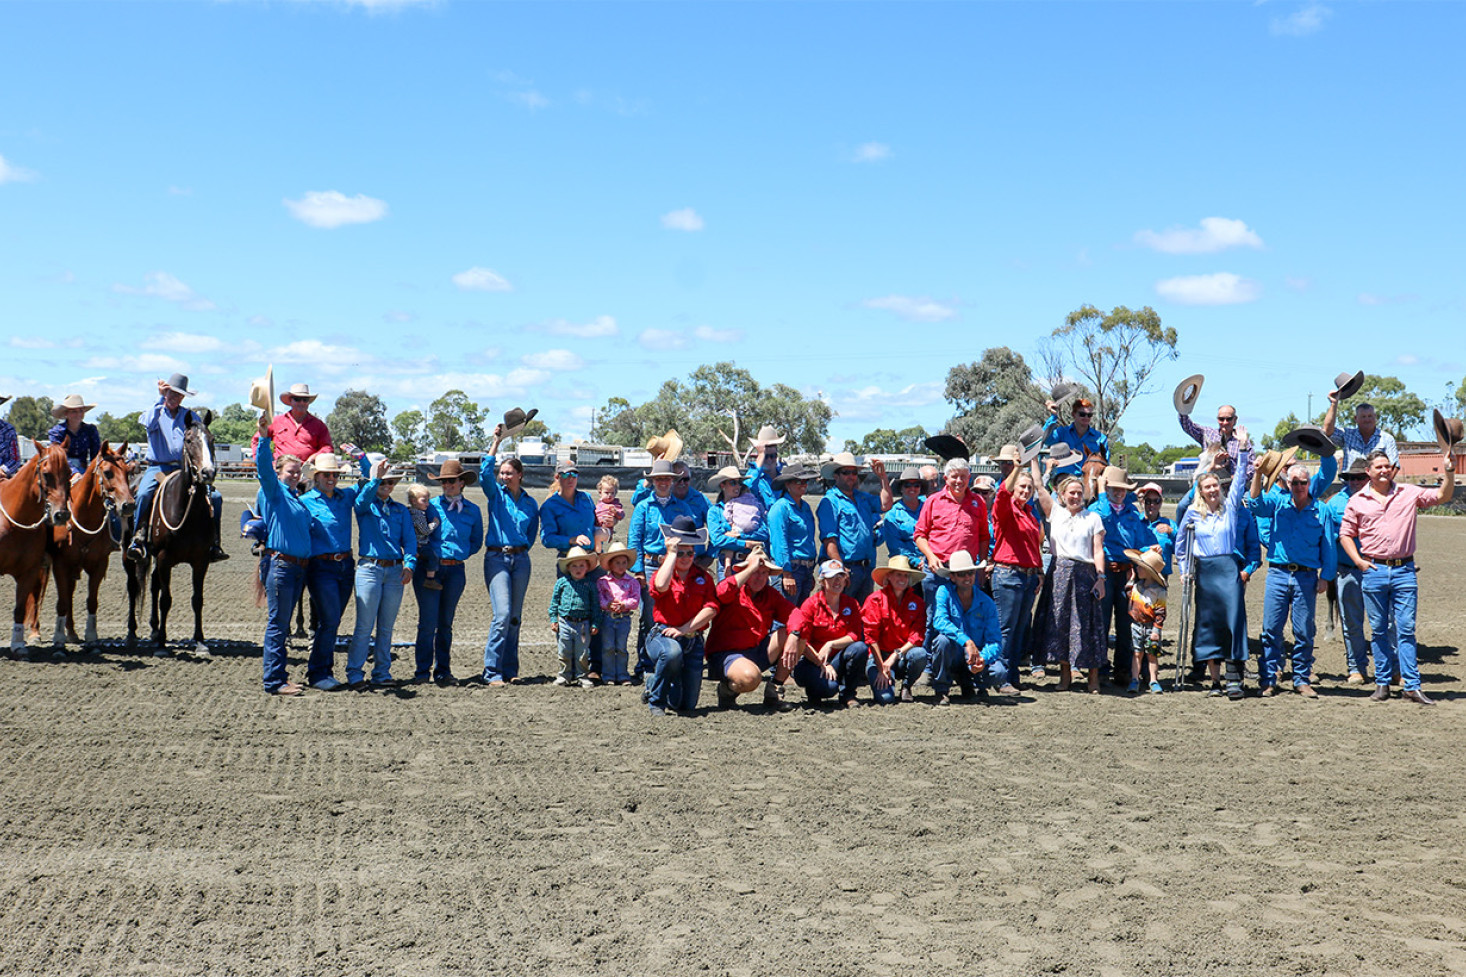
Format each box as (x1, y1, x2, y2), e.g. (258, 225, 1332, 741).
(521, 349, 585, 371)
(0, 154, 37, 184)
(829, 381, 944, 422)
(661, 208, 705, 232)
(1155, 272, 1261, 305)
(247, 314, 274, 328)
(1134, 217, 1264, 254)
(113, 271, 216, 311)
(507, 90, 550, 110)
(267, 339, 368, 373)
(150, 331, 227, 354)
(505, 367, 550, 387)
(862, 295, 957, 323)
(853, 142, 891, 163)
(10, 337, 54, 349)
(1284, 276, 1312, 292)
(1357, 292, 1418, 306)
(383, 310, 416, 323)
(537, 315, 618, 338)
(694, 325, 743, 343)
(83, 353, 188, 374)
(452, 267, 513, 292)
(638, 328, 691, 350)
(1396, 354, 1419, 366)
(283, 190, 388, 229)
(1271, 3, 1331, 37)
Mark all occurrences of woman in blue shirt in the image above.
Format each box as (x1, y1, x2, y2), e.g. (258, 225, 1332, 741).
(880, 466, 927, 570)
(254, 415, 312, 696)
(414, 458, 483, 686)
(1176, 448, 1253, 699)
(346, 455, 416, 689)
(299, 449, 365, 691)
(480, 425, 541, 685)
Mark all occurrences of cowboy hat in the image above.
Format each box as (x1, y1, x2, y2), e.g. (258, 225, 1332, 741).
(1173, 374, 1204, 416)
(646, 458, 680, 480)
(1017, 422, 1045, 446)
(375, 462, 409, 482)
(706, 465, 745, 491)
(557, 545, 598, 573)
(871, 554, 925, 587)
(748, 424, 786, 449)
(1333, 370, 1365, 402)
(50, 393, 97, 418)
(1253, 447, 1299, 492)
(1433, 409, 1464, 457)
(280, 382, 318, 407)
(731, 545, 783, 576)
(503, 407, 538, 437)
(1125, 548, 1167, 587)
(892, 465, 925, 489)
(1050, 381, 1081, 402)
(659, 514, 709, 548)
(306, 452, 353, 477)
(426, 458, 478, 485)
(773, 465, 819, 486)
(1279, 425, 1335, 457)
(0, 395, 9, 406)
(1047, 443, 1074, 463)
(819, 451, 866, 481)
(933, 549, 981, 578)
(1341, 456, 1370, 479)
(924, 434, 969, 462)
(995, 443, 1022, 463)
(249, 364, 275, 413)
(1100, 465, 1136, 491)
(1019, 440, 1043, 465)
(599, 543, 636, 570)
(163, 373, 196, 397)
(645, 429, 684, 463)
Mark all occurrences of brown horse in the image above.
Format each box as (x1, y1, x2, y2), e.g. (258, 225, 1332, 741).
(1, 440, 73, 656)
(27, 442, 136, 646)
(126, 412, 217, 657)
(1080, 448, 1108, 502)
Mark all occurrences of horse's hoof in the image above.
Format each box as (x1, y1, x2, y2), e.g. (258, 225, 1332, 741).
(152, 648, 170, 658)
(52, 648, 67, 661)
(190, 644, 212, 661)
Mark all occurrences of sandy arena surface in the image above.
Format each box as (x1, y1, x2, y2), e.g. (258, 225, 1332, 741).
(2, 486, 1465, 976)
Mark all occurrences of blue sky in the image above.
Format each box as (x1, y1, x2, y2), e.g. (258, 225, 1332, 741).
(2, 0, 1462, 450)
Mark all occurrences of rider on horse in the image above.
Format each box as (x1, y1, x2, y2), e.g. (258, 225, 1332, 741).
(0, 395, 20, 479)
(47, 394, 103, 481)
(125, 373, 229, 564)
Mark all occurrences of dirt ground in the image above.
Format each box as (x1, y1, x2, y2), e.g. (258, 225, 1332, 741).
(2, 486, 1465, 976)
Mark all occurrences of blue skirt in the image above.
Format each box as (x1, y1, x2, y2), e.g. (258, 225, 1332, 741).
(1193, 555, 1248, 662)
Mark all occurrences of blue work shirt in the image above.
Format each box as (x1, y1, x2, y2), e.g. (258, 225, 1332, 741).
(301, 480, 361, 557)
(478, 455, 540, 549)
(1042, 415, 1109, 478)
(933, 585, 1002, 664)
(431, 494, 483, 561)
(767, 495, 818, 566)
(254, 438, 312, 559)
(707, 500, 770, 560)
(816, 488, 882, 564)
(1244, 455, 1339, 580)
(880, 497, 926, 568)
(143, 397, 203, 465)
(0, 419, 19, 476)
(1086, 496, 1158, 562)
(746, 463, 785, 509)
(629, 482, 710, 526)
(48, 421, 102, 475)
(1324, 485, 1359, 565)
(353, 456, 417, 569)
(540, 490, 597, 553)
(627, 494, 694, 573)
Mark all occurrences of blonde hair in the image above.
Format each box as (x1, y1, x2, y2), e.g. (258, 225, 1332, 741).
(406, 483, 432, 504)
(1055, 475, 1083, 496)
(598, 474, 620, 494)
(275, 452, 303, 474)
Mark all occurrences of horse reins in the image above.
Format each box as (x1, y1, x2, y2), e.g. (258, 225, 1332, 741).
(68, 459, 126, 541)
(0, 455, 64, 531)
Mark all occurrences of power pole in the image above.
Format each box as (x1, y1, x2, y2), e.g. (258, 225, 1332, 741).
(1306, 392, 1313, 422)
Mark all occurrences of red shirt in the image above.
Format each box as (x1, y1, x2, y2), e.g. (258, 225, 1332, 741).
(789, 593, 864, 648)
(992, 485, 1043, 568)
(861, 586, 925, 652)
(252, 411, 333, 462)
(705, 577, 795, 655)
(652, 567, 718, 627)
(914, 488, 989, 563)
(1340, 482, 1434, 560)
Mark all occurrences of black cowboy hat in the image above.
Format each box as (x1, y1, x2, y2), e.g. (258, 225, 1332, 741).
(503, 407, 538, 437)
(1279, 425, 1335, 457)
(1333, 370, 1365, 402)
(659, 514, 709, 547)
(924, 434, 969, 462)
(773, 465, 819, 485)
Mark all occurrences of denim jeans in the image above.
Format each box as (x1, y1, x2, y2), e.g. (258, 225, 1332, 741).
(844, 562, 874, 603)
(866, 645, 930, 704)
(1335, 565, 1371, 678)
(347, 561, 406, 685)
(634, 559, 663, 678)
(921, 571, 951, 651)
(557, 561, 605, 676)
(262, 558, 307, 692)
(305, 557, 353, 685)
(775, 563, 815, 605)
(1259, 566, 1318, 689)
(1100, 565, 1135, 680)
(992, 566, 1040, 690)
(556, 620, 592, 681)
(790, 656, 841, 702)
(601, 614, 634, 682)
(1362, 562, 1420, 690)
(482, 551, 532, 682)
(413, 561, 466, 680)
(929, 634, 1005, 695)
(645, 631, 704, 711)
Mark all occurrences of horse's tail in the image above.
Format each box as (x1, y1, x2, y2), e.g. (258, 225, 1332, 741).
(1323, 578, 1338, 641)
(251, 559, 266, 609)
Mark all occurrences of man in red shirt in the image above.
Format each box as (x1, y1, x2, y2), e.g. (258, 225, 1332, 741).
(252, 383, 333, 462)
(914, 456, 990, 648)
(644, 523, 718, 716)
(706, 547, 797, 711)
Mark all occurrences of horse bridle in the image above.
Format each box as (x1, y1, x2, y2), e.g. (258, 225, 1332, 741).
(0, 449, 68, 531)
(69, 454, 131, 541)
(155, 427, 213, 534)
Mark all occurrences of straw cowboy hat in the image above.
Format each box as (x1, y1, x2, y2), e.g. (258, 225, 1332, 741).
(933, 549, 981, 578)
(924, 434, 969, 462)
(646, 429, 684, 462)
(163, 373, 196, 397)
(731, 545, 783, 575)
(748, 425, 786, 449)
(557, 545, 598, 573)
(1253, 447, 1299, 491)
(502, 407, 538, 437)
(871, 554, 926, 587)
(1433, 409, 1464, 457)
(599, 543, 636, 570)
(249, 364, 275, 413)
(1100, 465, 1136, 491)
(773, 464, 819, 486)
(659, 514, 709, 548)
(1125, 548, 1167, 587)
(280, 382, 318, 407)
(706, 465, 744, 491)
(995, 443, 1022, 463)
(819, 451, 867, 481)
(1333, 370, 1365, 402)
(426, 458, 478, 484)
(50, 393, 97, 418)
(1279, 425, 1335, 457)
(1173, 374, 1205, 416)
(646, 458, 679, 479)
(306, 452, 353, 477)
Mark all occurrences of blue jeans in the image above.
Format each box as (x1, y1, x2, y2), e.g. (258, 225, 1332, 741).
(930, 634, 1005, 695)
(844, 562, 874, 603)
(305, 557, 353, 684)
(791, 641, 867, 702)
(645, 632, 704, 711)
(866, 645, 930, 704)
(558, 560, 605, 676)
(1100, 564, 1135, 680)
(1362, 562, 1420, 690)
(1336, 565, 1371, 678)
(347, 561, 406, 685)
(413, 561, 466, 680)
(992, 566, 1040, 690)
(482, 551, 532, 682)
(775, 563, 815, 605)
(1260, 566, 1318, 689)
(921, 571, 951, 651)
(601, 614, 634, 682)
(556, 620, 592, 681)
(262, 558, 306, 692)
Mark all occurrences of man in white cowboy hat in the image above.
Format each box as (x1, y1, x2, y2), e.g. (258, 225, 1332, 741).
(1175, 375, 1249, 477)
(1087, 465, 1160, 687)
(46, 393, 102, 479)
(128, 373, 229, 563)
(1321, 387, 1396, 470)
(816, 452, 891, 602)
(0, 394, 19, 478)
(252, 381, 334, 463)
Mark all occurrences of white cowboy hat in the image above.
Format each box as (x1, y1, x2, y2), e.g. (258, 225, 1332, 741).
(280, 382, 318, 407)
(933, 550, 980, 578)
(557, 545, 599, 573)
(748, 424, 786, 449)
(249, 364, 275, 414)
(819, 451, 866, 481)
(50, 393, 97, 418)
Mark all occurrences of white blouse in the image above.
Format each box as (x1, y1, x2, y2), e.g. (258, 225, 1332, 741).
(1049, 506, 1104, 562)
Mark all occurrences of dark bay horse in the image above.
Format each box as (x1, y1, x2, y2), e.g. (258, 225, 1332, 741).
(126, 412, 217, 657)
(1, 440, 72, 656)
(27, 442, 135, 646)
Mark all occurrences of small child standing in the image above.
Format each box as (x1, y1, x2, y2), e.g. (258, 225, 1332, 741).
(594, 475, 625, 552)
(596, 544, 641, 684)
(1124, 549, 1168, 694)
(548, 546, 603, 687)
(406, 484, 442, 590)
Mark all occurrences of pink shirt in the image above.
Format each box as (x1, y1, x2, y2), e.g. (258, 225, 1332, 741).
(914, 489, 989, 563)
(252, 411, 333, 461)
(597, 572, 641, 612)
(1340, 482, 1434, 560)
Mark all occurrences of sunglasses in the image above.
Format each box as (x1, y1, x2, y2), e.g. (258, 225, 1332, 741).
(952, 569, 976, 578)
(1075, 411, 1093, 418)
(677, 476, 691, 483)
(836, 468, 858, 476)
(1218, 416, 1236, 423)
(439, 477, 462, 485)
(559, 471, 579, 479)
(1288, 478, 1310, 486)
(675, 549, 695, 558)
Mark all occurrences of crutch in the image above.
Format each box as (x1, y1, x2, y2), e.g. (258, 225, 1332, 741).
(1173, 522, 1197, 690)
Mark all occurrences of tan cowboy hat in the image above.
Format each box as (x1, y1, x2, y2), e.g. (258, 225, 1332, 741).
(995, 443, 1022, 463)
(1173, 374, 1204, 416)
(1433, 409, 1464, 457)
(706, 465, 744, 491)
(748, 424, 786, 449)
(280, 382, 318, 407)
(933, 549, 980, 578)
(1333, 370, 1365, 402)
(1125, 548, 1166, 587)
(50, 393, 97, 418)
(599, 543, 636, 570)
(249, 364, 275, 413)
(872, 554, 925, 586)
(1101, 465, 1136, 491)
(646, 429, 684, 462)
(731, 545, 783, 576)
(819, 451, 866, 481)
(1253, 447, 1299, 492)
(503, 406, 538, 437)
(306, 452, 352, 477)
(426, 458, 478, 484)
(557, 545, 598, 573)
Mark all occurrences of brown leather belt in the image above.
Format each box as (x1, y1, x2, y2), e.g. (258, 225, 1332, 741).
(267, 550, 309, 567)
(1106, 561, 1128, 573)
(440, 558, 465, 566)
(314, 552, 352, 562)
(1362, 554, 1413, 567)
(495, 546, 528, 554)
(363, 558, 402, 567)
